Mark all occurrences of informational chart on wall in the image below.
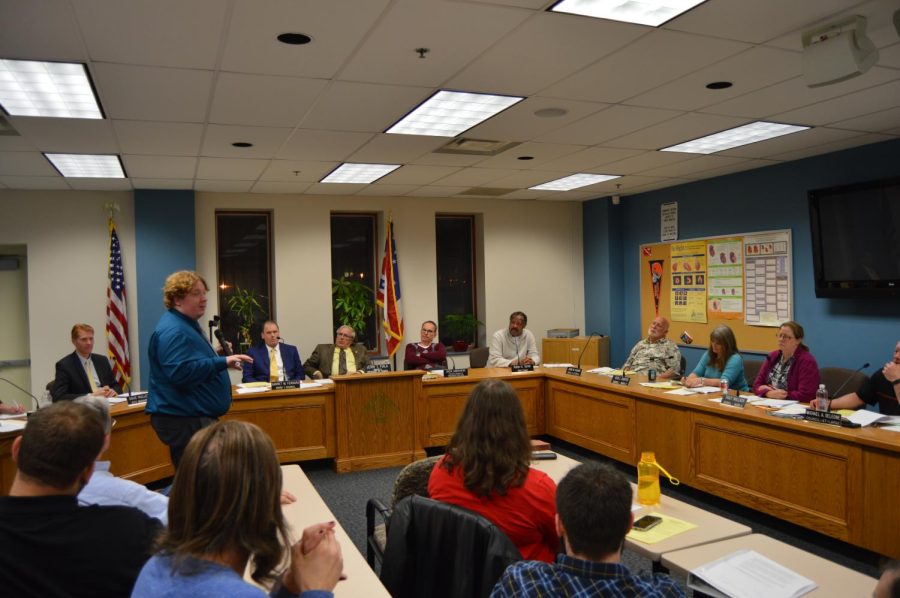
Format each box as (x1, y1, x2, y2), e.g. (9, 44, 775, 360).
(640, 229, 793, 353)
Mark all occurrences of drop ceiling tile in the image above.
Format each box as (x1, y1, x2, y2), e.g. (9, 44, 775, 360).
(407, 186, 481, 198)
(0, 176, 69, 190)
(606, 112, 747, 150)
(348, 134, 447, 163)
(112, 121, 204, 156)
(376, 165, 461, 185)
(338, 0, 530, 87)
(767, 132, 895, 162)
(250, 181, 314, 194)
(410, 152, 488, 167)
(277, 130, 373, 161)
(600, 151, 696, 175)
(72, 0, 227, 69)
(0, 0, 85, 61)
(300, 81, 432, 133)
(196, 157, 269, 180)
(194, 180, 255, 192)
(832, 106, 900, 132)
(640, 155, 749, 178)
(539, 147, 645, 171)
(92, 63, 214, 122)
(0, 152, 58, 176)
(536, 105, 682, 145)
(8, 117, 118, 153)
(131, 178, 194, 190)
(465, 97, 609, 142)
(490, 170, 572, 188)
(772, 79, 900, 126)
(476, 142, 585, 169)
(261, 160, 339, 182)
(355, 184, 420, 196)
(201, 125, 293, 158)
(0, 133, 37, 152)
(496, 189, 550, 200)
(66, 178, 133, 191)
(628, 47, 801, 111)
(122, 155, 197, 179)
(688, 159, 780, 181)
(305, 182, 368, 195)
(878, 43, 900, 69)
(432, 167, 521, 187)
(447, 12, 647, 96)
(718, 127, 860, 159)
(209, 73, 329, 127)
(221, 0, 390, 78)
(541, 29, 749, 103)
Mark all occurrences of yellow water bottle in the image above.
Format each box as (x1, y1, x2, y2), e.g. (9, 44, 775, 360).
(637, 451, 661, 505)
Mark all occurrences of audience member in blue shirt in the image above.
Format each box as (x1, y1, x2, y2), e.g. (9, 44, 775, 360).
(683, 324, 749, 391)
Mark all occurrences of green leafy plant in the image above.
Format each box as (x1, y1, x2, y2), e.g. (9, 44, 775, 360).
(225, 286, 267, 346)
(332, 277, 375, 337)
(440, 313, 483, 350)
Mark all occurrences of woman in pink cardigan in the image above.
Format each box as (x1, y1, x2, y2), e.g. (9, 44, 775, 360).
(753, 320, 821, 403)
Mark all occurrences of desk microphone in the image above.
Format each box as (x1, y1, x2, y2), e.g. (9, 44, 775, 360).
(576, 332, 602, 368)
(0, 377, 39, 411)
(830, 362, 869, 398)
(513, 335, 521, 367)
(446, 354, 456, 370)
(214, 329, 233, 356)
(208, 315, 221, 343)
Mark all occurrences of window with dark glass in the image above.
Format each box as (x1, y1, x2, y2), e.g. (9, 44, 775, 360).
(436, 214, 478, 348)
(330, 213, 378, 351)
(216, 211, 273, 351)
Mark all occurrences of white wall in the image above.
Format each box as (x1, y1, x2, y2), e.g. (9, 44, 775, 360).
(195, 193, 585, 359)
(0, 191, 139, 394)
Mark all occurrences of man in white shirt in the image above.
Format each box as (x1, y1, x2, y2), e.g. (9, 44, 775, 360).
(488, 311, 541, 368)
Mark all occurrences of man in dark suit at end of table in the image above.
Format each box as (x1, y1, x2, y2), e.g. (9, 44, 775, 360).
(242, 320, 305, 383)
(491, 462, 684, 598)
(51, 323, 122, 401)
(304, 325, 369, 379)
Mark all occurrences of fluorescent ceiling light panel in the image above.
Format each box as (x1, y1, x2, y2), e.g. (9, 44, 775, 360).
(45, 153, 125, 178)
(530, 173, 620, 191)
(0, 59, 103, 119)
(321, 163, 400, 184)
(386, 90, 524, 137)
(660, 121, 810, 154)
(549, 0, 708, 27)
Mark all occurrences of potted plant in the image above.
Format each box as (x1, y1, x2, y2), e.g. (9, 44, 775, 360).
(332, 276, 375, 346)
(440, 313, 483, 352)
(225, 286, 267, 352)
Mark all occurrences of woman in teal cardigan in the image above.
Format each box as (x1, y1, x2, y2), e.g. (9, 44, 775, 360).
(683, 324, 749, 391)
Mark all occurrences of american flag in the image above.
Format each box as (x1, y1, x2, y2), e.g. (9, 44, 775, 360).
(376, 218, 404, 357)
(106, 219, 130, 388)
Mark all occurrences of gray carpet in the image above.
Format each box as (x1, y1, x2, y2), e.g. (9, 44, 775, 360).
(301, 438, 884, 594)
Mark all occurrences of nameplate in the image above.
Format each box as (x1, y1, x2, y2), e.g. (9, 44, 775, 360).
(126, 392, 148, 405)
(803, 409, 843, 427)
(721, 394, 747, 408)
(611, 375, 631, 386)
(511, 364, 534, 372)
(445, 368, 468, 378)
(272, 381, 301, 390)
(565, 367, 582, 377)
(365, 363, 392, 373)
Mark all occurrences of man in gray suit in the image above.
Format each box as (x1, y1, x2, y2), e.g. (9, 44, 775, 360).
(304, 325, 369, 379)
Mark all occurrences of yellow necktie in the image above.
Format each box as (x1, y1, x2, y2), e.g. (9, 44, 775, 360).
(84, 360, 98, 392)
(270, 347, 279, 382)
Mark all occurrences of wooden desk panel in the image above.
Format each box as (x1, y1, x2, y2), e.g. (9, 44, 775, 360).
(860, 448, 900, 556)
(107, 404, 173, 484)
(546, 379, 633, 462)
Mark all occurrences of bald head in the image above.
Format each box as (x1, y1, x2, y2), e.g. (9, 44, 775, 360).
(648, 317, 669, 342)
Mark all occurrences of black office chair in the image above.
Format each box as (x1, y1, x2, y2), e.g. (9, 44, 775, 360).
(819, 367, 868, 398)
(743, 358, 765, 387)
(469, 346, 489, 368)
(680, 355, 687, 378)
(380, 495, 522, 598)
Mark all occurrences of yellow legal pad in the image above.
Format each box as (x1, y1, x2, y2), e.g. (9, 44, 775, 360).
(641, 381, 682, 389)
(626, 513, 697, 545)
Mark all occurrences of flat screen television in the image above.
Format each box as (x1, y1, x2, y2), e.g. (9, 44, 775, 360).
(808, 176, 900, 298)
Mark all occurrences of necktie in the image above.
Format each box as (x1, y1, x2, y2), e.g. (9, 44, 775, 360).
(270, 347, 279, 382)
(84, 360, 98, 392)
(339, 348, 348, 375)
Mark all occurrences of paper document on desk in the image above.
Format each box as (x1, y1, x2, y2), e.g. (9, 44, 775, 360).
(0, 413, 27, 420)
(299, 381, 323, 389)
(641, 382, 682, 389)
(587, 367, 637, 376)
(543, 363, 575, 368)
(236, 386, 270, 395)
(749, 398, 797, 408)
(771, 405, 806, 417)
(688, 549, 816, 598)
(108, 396, 127, 404)
(846, 410, 890, 427)
(0, 420, 27, 432)
(666, 388, 698, 396)
(691, 386, 723, 394)
(626, 512, 696, 545)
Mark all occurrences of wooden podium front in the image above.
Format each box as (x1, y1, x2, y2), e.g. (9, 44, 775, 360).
(333, 370, 426, 472)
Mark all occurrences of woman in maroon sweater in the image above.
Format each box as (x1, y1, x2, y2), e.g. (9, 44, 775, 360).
(753, 320, 821, 403)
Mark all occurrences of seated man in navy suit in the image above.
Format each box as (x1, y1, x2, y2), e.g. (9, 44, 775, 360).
(51, 323, 122, 401)
(242, 320, 304, 383)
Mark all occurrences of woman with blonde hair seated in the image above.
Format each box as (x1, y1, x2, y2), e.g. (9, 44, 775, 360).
(132, 420, 342, 597)
(428, 379, 558, 563)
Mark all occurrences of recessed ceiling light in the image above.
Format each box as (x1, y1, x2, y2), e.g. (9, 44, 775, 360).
(660, 121, 811, 154)
(277, 33, 312, 45)
(548, 0, 708, 27)
(705, 81, 733, 90)
(534, 107, 568, 118)
(231, 142, 253, 148)
(517, 156, 534, 160)
(44, 153, 125, 178)
(0, 59, 103, 119)
(320, 163, 401, 184)
(386, 90, 524, 137)
(530, 173, 620, 191)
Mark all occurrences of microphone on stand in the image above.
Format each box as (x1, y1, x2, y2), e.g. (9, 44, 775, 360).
(447, 354, 456, 370)
(214, 329, 233, 356)
(208, 315, 221, 343)
(830, 362, 870, 398)
(513, 336, 521, 367)
(576, 333, 601, 369)
(0, 377, 39, 412)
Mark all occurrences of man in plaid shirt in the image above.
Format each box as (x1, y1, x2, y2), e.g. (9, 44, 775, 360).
(491, 462, 684, 598)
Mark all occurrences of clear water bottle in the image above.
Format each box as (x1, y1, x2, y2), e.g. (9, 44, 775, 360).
(816, 384, 830, 412)
(637, 451, 661, 505)
(720, 377, 729, 396)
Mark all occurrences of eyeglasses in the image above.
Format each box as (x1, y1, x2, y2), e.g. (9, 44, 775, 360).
(776, 334, 795, 340)
(336, 332, 353, 339)
(421, 329, 436, 334)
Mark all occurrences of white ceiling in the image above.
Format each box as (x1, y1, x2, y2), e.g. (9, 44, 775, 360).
(0, 0, 898, 200)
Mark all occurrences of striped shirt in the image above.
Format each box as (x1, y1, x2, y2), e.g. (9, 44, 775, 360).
(490, 554, 684, 598)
